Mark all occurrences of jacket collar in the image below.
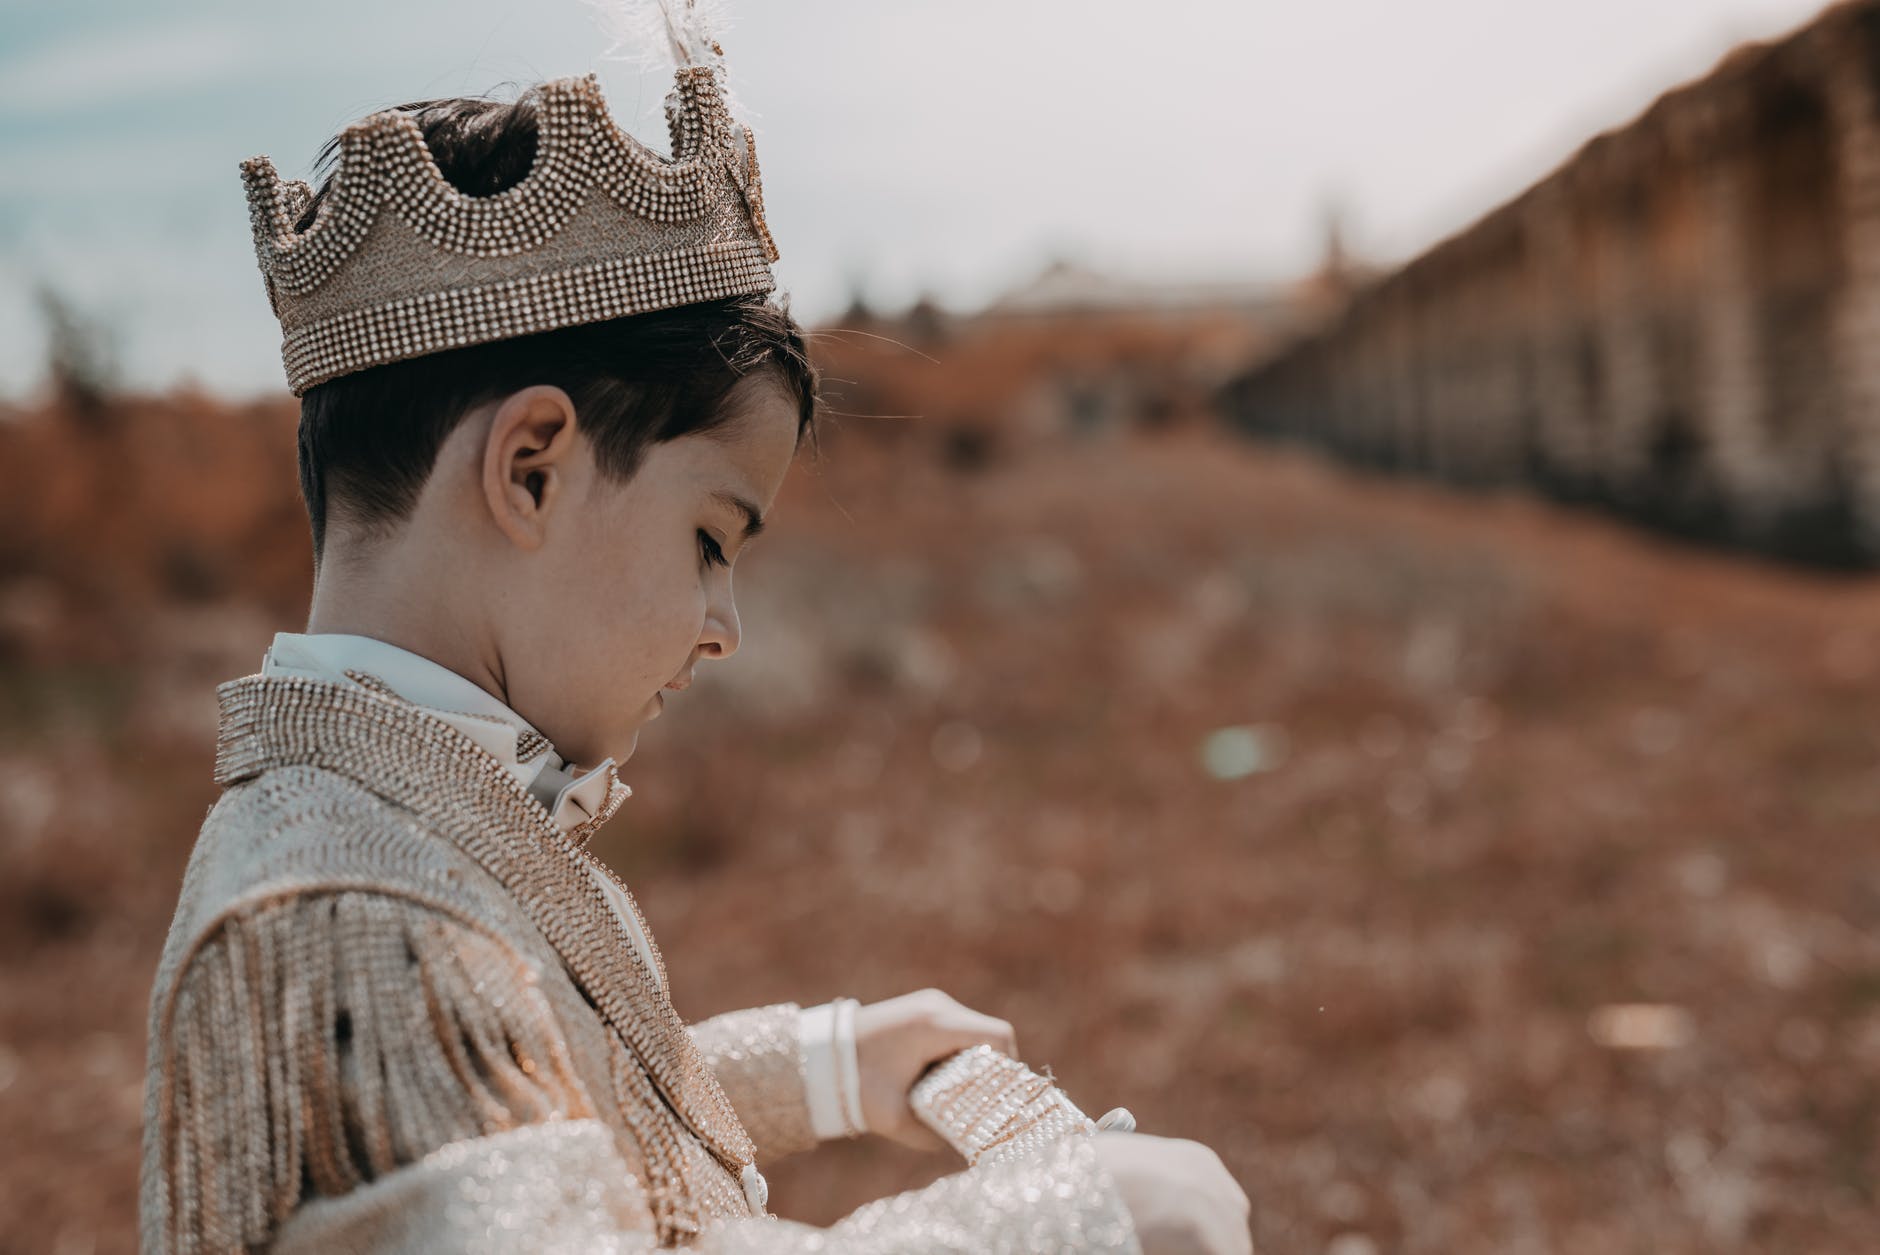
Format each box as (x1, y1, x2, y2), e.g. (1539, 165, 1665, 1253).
(258, 631, 625, 842)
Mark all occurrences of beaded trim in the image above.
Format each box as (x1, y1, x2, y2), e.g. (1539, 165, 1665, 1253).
(278, 240, 773, 396)
(241, 68, 780, 394)
(909, 1044, 1103, 1168)
(211, 673, 760, 1186)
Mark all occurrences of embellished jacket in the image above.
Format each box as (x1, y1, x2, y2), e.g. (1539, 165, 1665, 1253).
(139, 673, 1139, 1253)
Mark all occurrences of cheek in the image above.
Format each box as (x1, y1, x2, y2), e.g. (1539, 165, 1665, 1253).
(594, 552, 708, 679)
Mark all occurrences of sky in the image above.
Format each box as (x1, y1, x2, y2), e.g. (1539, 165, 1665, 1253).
(0, 0, 1835, 398)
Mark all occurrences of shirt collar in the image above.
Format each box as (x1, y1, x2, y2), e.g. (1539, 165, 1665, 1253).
(259, 632, 628, 838)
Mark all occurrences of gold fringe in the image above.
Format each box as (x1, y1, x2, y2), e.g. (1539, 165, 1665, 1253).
(155, 892, 600, 1254)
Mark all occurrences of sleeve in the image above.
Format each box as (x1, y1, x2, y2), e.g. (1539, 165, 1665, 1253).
(686, 1003, 821, 1161)
(145, 890, 615, 1255)
(267, 1118, 1139, 1254)
(148, 891, 1139, 1255)
(687, 999, 865, 1159)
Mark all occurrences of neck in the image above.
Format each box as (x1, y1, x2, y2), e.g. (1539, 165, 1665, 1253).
(305, 537, 511, 707)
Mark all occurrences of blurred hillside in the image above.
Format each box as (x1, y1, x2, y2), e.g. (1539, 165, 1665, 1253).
(1, 302, 1877, 1254)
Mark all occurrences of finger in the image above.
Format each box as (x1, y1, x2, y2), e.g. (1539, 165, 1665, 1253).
(922, 1011, 1016, 1058)
(987, 1017, 1018, 1057)
(1222, 1169, 1251, 1214)
(906, 993, 1018, 1054)
(1213, 1169, 1252, 1215)
(955, 1013, 1017, 1057)
(1207, 1211, 1255, 1255)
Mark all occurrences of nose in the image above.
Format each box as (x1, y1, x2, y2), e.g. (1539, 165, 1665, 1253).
(699, 586, 741, 660)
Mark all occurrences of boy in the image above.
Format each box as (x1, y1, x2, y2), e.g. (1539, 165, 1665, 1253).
(139, 16, 1248, 1254)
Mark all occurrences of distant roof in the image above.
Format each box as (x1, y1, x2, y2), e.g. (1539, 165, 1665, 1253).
(987, 260, 1292, 317)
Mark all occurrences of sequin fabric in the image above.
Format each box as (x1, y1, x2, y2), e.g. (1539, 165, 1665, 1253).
(140, 674, 1139, 1252)
(271, 1122, 660, 1254)
(242, 68, 780, 394)
(689, 1006, 821, 1162)
(267, 1123, 1141, 1255)
(704, 1136, 1141, 1255)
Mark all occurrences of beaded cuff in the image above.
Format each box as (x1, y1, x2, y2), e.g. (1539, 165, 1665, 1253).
(908, 1044, 1103, 1168)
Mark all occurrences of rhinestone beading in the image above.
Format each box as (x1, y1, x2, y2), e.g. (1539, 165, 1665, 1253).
(241, 68, 781, 394)
(908, 1044, 1104, 1168)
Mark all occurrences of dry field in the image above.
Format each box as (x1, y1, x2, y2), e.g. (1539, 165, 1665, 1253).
(0, 325, 1875, 1252)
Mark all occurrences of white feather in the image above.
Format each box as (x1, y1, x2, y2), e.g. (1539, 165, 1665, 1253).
(578, 0, 753, 129)
(583, 0, 739, 72)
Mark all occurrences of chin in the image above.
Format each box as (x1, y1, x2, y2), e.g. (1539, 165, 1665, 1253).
(611, 725, 643, 764)
(620, 725, 650, 766)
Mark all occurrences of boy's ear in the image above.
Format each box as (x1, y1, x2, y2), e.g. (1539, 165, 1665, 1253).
(481, 385, 580, 551)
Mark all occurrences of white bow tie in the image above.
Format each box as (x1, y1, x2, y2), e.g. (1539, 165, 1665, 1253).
(418, 704, 631, 841)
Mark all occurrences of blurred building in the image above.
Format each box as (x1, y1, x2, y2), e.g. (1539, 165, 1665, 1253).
(825, 224, 1362, 460)
(1224, 0, 1880, 565)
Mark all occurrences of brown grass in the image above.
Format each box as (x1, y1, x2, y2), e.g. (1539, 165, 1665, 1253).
(0, 327, 1875, 1252)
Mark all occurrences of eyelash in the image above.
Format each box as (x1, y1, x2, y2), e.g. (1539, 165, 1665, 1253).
(698, 530, 729, 569)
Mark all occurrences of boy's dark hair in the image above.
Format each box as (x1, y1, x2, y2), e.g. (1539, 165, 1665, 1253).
(293, 89, 818, 560)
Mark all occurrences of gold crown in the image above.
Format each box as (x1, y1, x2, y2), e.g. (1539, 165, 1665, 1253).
(241, 67, 780, 395)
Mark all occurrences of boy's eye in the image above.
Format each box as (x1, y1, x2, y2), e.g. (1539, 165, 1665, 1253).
(698, 529, 729, 568)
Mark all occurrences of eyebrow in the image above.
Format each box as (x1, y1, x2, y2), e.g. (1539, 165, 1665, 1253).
(711, 489, 767, 544)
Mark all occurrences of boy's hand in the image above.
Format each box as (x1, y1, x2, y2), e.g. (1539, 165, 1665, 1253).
(1095, 1132, 1253, 1255)
(853, 988, 1017, 1150)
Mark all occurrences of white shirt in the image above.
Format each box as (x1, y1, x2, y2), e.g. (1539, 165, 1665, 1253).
(260, 631, 864, 1140)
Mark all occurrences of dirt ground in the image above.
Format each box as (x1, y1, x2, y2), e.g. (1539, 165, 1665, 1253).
(0, 349, 1876, 1252)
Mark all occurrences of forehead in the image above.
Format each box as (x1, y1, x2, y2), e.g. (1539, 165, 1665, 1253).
(664, 375, 801, 503)
(712, 376, 801, 467)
